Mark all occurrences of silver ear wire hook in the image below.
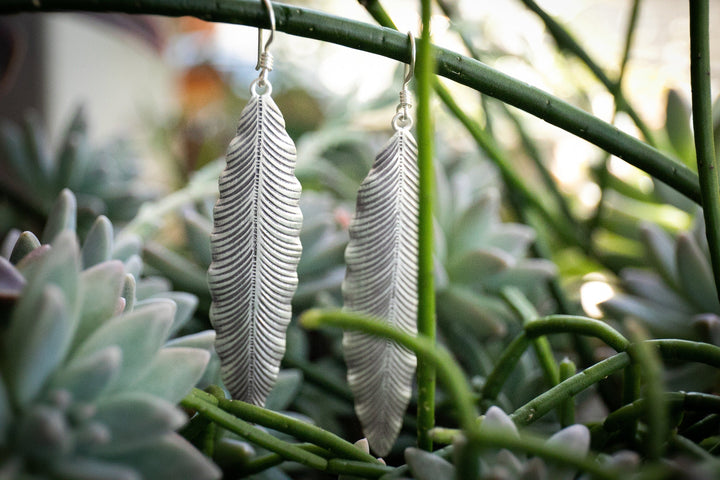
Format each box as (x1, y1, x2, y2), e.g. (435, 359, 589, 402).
(255, 0, 276, 87)
(393, 32, 415, 130)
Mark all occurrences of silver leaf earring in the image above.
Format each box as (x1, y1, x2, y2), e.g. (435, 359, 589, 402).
(342, 33, 419, 456)
(209, 0, 303, 406)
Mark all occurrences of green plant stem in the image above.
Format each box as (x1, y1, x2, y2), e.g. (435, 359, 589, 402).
(501, 288, 560, 388)
(238, 443, 328, 476)
(689, 0, 720, 302)
(526, 315, 630, 352)
(180, 391, 328, 470)
(671, 434, 715, 461)
(626, 322, 666, 460)
(558, 358, 576, 427)
(415, 0, 437, 452)
(518, 0, 657, 147)
(480, 333, 530, 404)
(647, 339, 720, 368)
(1, 0, 700, 203)
(511, 353, 631, 426)
(300, 309, 478, 433)
(326, 459, 394, 477)
(603, 392, 720, 432)
(191, 388, 379, 464)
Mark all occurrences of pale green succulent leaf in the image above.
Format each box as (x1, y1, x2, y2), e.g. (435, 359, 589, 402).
(546, 425, 590, 480)
(143, 242, 208, 296)
(640, 224, 679, 290)
(41, 189, 77, 244)
(54, 106, 89, 189)
(485, 224, 536, 258)
(165, 330, 216, 350)
(123, 254, 143, 279)
(127, 347, 209, 404)
(600, 294, 693, 339)
(50, 346, 121, 403)
(449, 192, 499, 257)
(16, 404, 72, 461)
(112, 234, 142, 263)
(52, 457, 139, 480)
(265, 369, 303, 412)
(182, 208, 212, 267)
(480, 407, 519, 437)
(121, 274, 136, 313)
(140, 291, 198, 336)
(0, 256, 25, 299)
(73, 261, 126, 351)
(447, 249, 513, 286)
(98, 433, 220, 480)
(675, 233, 720, 313)
(437, 287, 508, 338)
(9, 231, 40, 265)
(621, 269, 694, 313)
(133, 275, 171, 301)
(90, 393, 186, 453)
(4, 285, 70, 404)
(19, 113, 53, 189)
(405, 447, 455, 480)
(480, 260, 557, 293)
(73, 300, 174, 392)
(82, 215, 114, 268)
(665, 90, 695, 168)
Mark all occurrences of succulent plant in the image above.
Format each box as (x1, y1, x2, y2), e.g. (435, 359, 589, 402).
(600, 220, 716, 341)
(404, 407, 596, 480)
(0, 189, 220, 479)
(0, 108, 154, 238)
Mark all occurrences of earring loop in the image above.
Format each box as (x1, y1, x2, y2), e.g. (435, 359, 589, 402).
(255, 0, 276, 84)
(393, 32, 415, 130)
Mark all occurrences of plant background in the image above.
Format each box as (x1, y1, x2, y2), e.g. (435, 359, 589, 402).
(1, 0, 720, 479)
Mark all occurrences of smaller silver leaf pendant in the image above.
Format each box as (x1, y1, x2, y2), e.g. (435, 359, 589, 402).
(343, 127, 420, 456)
(209, 91, 303, 406)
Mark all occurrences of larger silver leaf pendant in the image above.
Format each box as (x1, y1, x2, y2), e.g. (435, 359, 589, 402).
(209, 92, 302, 406)
(343, 128, 419, 456)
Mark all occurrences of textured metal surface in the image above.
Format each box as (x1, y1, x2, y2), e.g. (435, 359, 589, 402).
(342, 128, 419, 456)
(209, 92, 302, 406)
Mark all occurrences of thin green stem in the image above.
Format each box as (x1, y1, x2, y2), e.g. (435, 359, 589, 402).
(191, 388, 379, 464)
(558, 358, 576, 427)
(526, 315, 630, 352)
(626, 322, 666, 460)
(1, 0, 700, 202)
(501, 287, 560, 387)
(511, 353, 631, 426)
(518, 0, 657, 146)
(671, 434, 715, 461)
(415, 0, 437, 452)
(689, 0, 720, 301)
(180, 392, 328, 470)
(325, 459, 394, 477)
(300, 309, 478, 433)
(647, 339, 720, 368)
(603, 392, 720, 432)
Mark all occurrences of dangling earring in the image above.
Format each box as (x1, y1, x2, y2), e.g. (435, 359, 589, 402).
(342, 33, 419, 456)
(209, 0, 303, 406)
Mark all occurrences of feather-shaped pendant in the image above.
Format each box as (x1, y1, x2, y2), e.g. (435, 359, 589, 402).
(209, 90, 302, 406)
(343, 127, 419, 456)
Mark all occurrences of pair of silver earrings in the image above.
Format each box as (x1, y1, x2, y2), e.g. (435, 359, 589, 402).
(208, 0, 419, 456)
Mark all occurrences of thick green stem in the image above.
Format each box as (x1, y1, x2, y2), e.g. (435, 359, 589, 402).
(1, 0, 700, 202)
(180, 392, 328, 470)
(415, 0, 437, 452)
(511, 353, 631, 426)
(603, 392, 720, 432)
(518, 0, 657, 146)
(526, 315, 630, 352)
(300, 309, 478, 433)
(191, 388, 379, 464)
(558, 358, 576, 427)
(689, 0, 720, 301)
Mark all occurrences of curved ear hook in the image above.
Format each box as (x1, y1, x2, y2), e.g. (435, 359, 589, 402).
(403, 32, 415, 88)
(256, 0, 276, 71)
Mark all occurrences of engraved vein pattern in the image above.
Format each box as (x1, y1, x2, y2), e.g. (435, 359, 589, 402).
(209, 93, 302, 406)
(342, 129, 419, 456)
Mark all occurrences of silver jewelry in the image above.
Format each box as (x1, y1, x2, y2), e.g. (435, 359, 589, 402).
(209, 0, 303, 406)
(342, 32, 419, 456)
